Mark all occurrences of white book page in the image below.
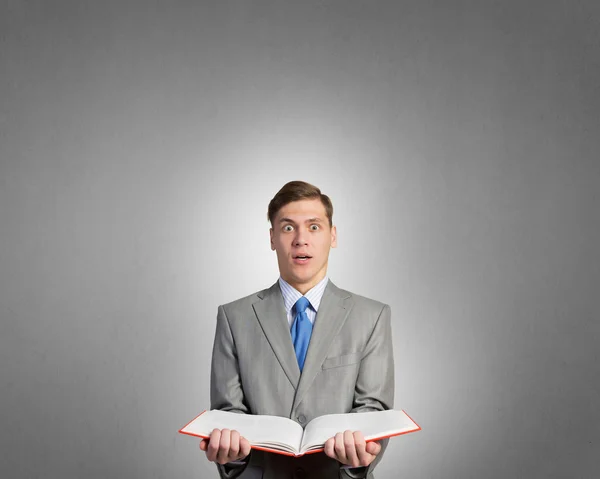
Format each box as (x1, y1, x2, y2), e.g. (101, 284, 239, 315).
(181, 410, 304, 453)
(300, 410, 418, 453)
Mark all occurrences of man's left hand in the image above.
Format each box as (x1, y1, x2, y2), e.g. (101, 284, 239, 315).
(323, 430, 381, 468)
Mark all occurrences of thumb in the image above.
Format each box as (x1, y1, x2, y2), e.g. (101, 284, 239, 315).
(366, 441, 381, 455)
(199, 439, 208, 451)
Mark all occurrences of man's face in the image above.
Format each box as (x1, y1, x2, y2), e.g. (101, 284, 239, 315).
(270, 198, 337, 294)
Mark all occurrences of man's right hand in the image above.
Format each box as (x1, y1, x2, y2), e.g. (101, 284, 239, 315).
(199, 428, 251, 465)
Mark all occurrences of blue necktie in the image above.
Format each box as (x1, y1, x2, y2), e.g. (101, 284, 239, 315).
(291, 296, 312, 372)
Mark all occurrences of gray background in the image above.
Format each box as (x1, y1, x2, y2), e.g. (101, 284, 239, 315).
(1, 1, 598, 478)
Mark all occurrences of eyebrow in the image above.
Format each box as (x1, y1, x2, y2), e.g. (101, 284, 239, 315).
(278, 217, 324, 224)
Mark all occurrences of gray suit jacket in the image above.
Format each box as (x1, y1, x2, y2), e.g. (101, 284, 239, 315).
(210, 279, 395, 479)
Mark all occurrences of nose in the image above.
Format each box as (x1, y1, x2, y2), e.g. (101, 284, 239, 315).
(293, 229, 308, 246)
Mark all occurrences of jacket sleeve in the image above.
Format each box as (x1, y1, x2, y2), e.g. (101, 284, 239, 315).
(210, 305, 252, 479)
(341, 303, 395, 479)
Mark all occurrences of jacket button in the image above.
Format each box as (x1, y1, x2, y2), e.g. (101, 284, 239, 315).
(297, 414, 306, 424)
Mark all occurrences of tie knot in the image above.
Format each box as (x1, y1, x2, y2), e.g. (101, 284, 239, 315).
(294, 296, 310, 314)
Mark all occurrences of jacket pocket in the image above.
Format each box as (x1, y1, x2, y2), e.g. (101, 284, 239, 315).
(321, 351, 363, 370)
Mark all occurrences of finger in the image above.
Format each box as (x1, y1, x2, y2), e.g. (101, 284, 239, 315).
(199, 438, 208, 451)
(324, 437, 336, 459)
(334, 432, 346, 463)
(353, 431, 371, 466)
(344, 430, 360, 468)
(217, 428, 231, 464)
(366, 440, 381, 456)
(229, 430, 240, 460)
(239, 436, 252, 459)
(207, 429, 221, 462)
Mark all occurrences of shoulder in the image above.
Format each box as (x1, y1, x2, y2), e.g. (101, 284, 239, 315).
(330, 282, 389, 314)
(218, 284, 274, 315)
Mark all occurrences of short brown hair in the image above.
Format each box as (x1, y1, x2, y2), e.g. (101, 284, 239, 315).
(267, 181, 334, 227)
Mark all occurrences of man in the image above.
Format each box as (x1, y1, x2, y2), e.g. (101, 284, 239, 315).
(200, 181, 395, 479)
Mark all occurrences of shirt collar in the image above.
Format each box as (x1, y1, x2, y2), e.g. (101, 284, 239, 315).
(278, 275, 329, 313)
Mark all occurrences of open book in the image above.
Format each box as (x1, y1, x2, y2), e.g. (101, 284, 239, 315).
(179, 409, 420, 457)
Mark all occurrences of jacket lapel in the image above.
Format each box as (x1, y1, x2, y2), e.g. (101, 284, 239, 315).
(292, 280, 353, 410)
(252, 282, 301, 389)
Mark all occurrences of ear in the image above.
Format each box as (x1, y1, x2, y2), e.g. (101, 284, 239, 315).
(269, 227, 275, 251)
(330, 225, 337, 248)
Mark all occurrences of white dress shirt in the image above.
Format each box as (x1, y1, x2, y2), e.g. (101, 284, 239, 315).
(278, 275, 329, 327)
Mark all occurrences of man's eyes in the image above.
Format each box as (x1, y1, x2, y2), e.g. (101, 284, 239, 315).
(282, 224, 320, 231)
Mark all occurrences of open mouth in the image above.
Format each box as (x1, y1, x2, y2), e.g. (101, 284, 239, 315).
(293, 255, 312, 263)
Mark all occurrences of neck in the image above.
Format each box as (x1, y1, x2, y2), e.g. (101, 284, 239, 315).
(282, 273, 327, 295)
